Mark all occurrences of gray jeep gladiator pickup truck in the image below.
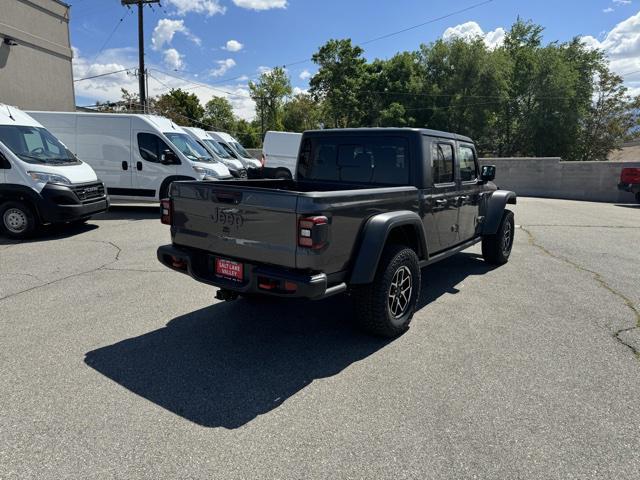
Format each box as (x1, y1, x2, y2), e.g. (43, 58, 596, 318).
(157, 128, 516, 337)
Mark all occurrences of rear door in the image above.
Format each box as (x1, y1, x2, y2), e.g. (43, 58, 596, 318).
(171, 183, 299, 268)
(456, 143, 482, 242)
(422, 139, 459, 253)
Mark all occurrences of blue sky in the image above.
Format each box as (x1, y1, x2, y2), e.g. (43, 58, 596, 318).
(69, 0, 640, 118)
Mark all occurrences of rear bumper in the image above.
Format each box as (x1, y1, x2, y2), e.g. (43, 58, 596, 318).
(157, 244, 345, 300)
(618, 182, 639, 194)
(37, 182, 110, 223)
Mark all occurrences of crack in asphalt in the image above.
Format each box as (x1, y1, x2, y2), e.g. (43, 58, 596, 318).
(0, 238, 171, 303)
(520, 225, 640, 358)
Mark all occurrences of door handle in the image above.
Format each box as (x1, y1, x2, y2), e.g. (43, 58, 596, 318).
(458, 195, 469, 205)
(435, 199, 448, 206)
(122, 161, 128, 171)
(137, 161, 142, 171)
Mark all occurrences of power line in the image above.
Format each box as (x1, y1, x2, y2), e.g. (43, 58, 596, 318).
(74, 68, 133, 82)
(90, 9, 133, 64)
(150, 68, 252, 98)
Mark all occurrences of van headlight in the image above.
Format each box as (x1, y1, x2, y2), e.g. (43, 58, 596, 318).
(192, 165, 219, 178)
(28, 171, 72, 185)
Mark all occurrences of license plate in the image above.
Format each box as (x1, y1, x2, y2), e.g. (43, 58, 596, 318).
(215, 258, 243, 281)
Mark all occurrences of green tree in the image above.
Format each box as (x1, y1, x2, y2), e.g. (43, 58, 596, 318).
(249, 66, 292, 134)
(310, 39, 367, 127)
(282, 93, 323, 131)
(577, 69, 640, 161)
(154, 88, 204, 127)
(234, 119, 261, 148)
(202, 96, 236, 131)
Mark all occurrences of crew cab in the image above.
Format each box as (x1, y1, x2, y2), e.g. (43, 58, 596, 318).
(618, 167, 640, 203)
(158, 128, 516, 337)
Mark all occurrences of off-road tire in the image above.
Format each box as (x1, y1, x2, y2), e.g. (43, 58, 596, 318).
(481, 209, 514, 265)
(0, 201, 38, 239)
(353, 245, 421, 338)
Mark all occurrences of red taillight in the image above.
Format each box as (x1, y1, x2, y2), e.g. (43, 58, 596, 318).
(261, 154, 266, 167)
(161, 198, 172, 225)
(621, 168, 640, 184)
(298, 215, 329, 249)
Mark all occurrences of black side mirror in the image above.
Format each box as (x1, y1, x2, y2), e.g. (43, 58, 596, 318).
(480, 165, 496, 182)
(160, 149, 178, 165)
(0, 151, 11, 169)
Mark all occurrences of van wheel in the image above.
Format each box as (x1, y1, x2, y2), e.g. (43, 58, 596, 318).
(1, 201, 38, 239)
(353, 245, 421, 338)
(482, 209, 514, 265)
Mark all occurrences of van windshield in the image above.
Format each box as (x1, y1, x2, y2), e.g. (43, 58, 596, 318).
(219, 142, 239, 159)
(231, 141, 251, 158)
(0, 125, 80, 165)
(203, 139, 232, 159)
(165, 132, 216, 163)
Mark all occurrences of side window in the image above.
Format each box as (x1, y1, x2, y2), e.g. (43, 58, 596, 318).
(459, 145, 478, 182)
(431, 142, 454, 184)
(137, 133, 171, 163)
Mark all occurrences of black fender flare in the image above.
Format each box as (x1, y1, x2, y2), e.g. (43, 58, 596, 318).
(160, 176, 196, 199)
(0, 184, 44, 219)
(349, 210, 427, 285)
(482, 190, 517, 235)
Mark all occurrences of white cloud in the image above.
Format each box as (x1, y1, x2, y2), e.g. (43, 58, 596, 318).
(299, 69, 311, 80)
(603, 7, 615, 13)
(613, 0, 631, 5)
(292, 87, 308, 95)
(581, 11, 640, 96)
(151, 19, 200, 51)
(209, 58, 236, 77)
(232, 0, 287, 11)
(257, 65, 272, 74)
(164, 0, 226, 16)
(442, 21, 506, 49)
(163, 48, 184, 70)
(73, 47, 256, 120)
(223, 40, 244, 52)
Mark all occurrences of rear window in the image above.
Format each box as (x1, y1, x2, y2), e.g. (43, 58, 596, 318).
(298, 136, 409, 185)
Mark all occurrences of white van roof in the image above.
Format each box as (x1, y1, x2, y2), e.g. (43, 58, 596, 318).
(181, 126, 210, 140)
(210, 131, 236, 143)
(0, 104, 43, 128)
(26, 111, 185, 134)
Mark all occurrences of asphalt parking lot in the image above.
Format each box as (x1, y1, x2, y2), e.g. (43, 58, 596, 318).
(1, 197, 639, 479)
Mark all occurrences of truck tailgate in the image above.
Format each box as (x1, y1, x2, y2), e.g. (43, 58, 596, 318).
(171, 182, 299, 268)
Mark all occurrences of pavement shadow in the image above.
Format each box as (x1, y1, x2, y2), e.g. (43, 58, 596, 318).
(0, 222, 98, 245)
(85, 295, 391, 429)
(95, 205, 160, 221)
(84, 252, 494, 429)
(614, 204, 640, 209)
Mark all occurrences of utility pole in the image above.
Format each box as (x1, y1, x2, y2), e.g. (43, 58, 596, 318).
(121, 0, 159, 112)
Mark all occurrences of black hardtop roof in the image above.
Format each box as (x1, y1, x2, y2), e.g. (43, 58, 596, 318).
(303, 127, 473, 144)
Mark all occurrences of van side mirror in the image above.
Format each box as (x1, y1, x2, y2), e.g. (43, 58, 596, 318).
(160, 149, 178, 165)
(0, 151, 11, 169)
(480, 165, 496, 182)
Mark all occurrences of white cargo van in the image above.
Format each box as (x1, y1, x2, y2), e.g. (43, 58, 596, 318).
(262, 131, 302, 179)
(0, 105, 108, 238)
(208, 131, 262, 171)
(181, 127, 247, 179)
(28, 112, 232, 203)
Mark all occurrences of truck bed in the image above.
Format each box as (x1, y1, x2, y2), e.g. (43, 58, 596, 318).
(169, 179, 419, 273)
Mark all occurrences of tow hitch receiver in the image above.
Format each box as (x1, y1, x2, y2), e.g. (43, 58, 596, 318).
(216, 288, 239, 301)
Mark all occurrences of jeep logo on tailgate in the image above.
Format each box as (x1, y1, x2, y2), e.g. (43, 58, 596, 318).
(211, 207, 244, 229)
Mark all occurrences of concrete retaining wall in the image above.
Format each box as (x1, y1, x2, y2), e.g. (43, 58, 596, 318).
(247, 148, 638, 203)
(480, 158, 640, 203)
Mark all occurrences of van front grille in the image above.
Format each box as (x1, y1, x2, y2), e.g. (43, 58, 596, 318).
(72, 182, 106, 203)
